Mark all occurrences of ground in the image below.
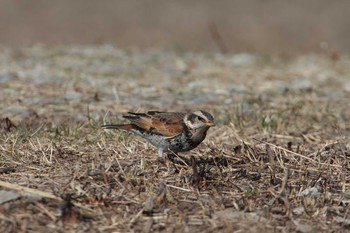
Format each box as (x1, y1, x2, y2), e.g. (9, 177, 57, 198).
(0, 45, 350, 232)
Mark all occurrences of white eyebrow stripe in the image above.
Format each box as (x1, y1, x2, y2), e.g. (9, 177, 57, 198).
(196, 111, 207, 119)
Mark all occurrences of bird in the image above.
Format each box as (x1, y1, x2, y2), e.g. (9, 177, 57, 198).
(101, 110, 215, 158)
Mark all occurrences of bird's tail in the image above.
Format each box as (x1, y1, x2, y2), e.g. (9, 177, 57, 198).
(101, 124, 134, 130)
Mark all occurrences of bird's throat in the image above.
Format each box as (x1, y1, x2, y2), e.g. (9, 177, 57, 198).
(190, 127, 209, 143)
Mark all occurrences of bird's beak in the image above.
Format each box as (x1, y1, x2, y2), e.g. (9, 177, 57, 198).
(206, 121, 216, 127)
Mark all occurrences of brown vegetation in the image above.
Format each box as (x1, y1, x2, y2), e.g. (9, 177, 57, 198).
(0, 45, 349, 232)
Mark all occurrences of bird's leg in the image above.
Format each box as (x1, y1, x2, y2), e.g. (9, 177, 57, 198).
(156, 149, 179, 175)
(166, 150, 190, 166)
(156, 148, 167, 173)
(158, 148, 164, 158)
(167, 150, 185, 174)
(157, 148, 166, 164)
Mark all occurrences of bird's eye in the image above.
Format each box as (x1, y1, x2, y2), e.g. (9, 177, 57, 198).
(197, 116, 205, 122)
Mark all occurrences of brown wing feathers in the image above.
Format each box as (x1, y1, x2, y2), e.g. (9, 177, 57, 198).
(102, 111, 185, 137)
(100, 124, 134, 130)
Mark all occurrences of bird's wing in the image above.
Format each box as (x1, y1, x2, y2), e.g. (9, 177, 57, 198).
(123, 111, 186, 137)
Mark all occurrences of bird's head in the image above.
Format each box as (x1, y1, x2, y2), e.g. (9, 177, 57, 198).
(184, 110, 215, 131)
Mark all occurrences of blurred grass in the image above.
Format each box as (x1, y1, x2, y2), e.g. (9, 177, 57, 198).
(1, 1, 350, 54)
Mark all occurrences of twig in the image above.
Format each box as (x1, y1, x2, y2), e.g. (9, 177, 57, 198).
(279, 166, 290, 196)
(30, 123, 45, 137)
(0, 180, 60, 201)
(128, 208, 143, 226)
(208, 22, 228, 53)
(166, 184, 191, 192)
(253, 138, 341, 168)
(168, 150, 189, 166)
(102, 109, 110, 125)
(0, 180, 94, 213)
(112, 87, 120, 104)
(114, 157, 126, 176)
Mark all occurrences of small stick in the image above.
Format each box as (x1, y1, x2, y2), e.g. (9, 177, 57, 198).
(0, 181, 94, 213)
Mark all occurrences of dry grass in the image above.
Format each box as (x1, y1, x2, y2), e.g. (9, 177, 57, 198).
(0, 45, 349, 232)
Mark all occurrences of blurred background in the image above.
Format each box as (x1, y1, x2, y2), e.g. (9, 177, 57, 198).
(0, 0, 349, 54)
